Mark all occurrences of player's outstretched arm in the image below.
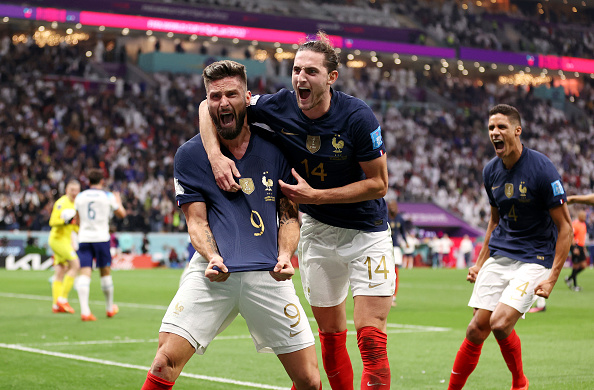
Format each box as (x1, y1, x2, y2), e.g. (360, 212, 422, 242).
(181, 201, 229, 282)
(270, 198, 299, 281)
(198, 100, 241, 192)
(467, 206, 499, 283)
(567, 193, 594, 205)
(279, 154, 388, 205)
(534, 203, 573, 298)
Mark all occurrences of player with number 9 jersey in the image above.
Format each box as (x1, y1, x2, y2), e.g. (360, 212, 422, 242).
(174, 131, 293, 272)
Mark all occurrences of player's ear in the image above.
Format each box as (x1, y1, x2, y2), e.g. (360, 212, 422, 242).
(515, 125, 522, 136)
(245, 90, 251, 106)
(327, 70, 338, 86)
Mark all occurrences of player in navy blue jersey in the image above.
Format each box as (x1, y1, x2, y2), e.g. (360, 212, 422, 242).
(199, 32, 395, 390)
(447, 104, 573, 390)
(141, 60, 321, 390)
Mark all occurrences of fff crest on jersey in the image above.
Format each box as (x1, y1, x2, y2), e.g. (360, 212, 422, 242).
(239, 178, 255, 195)
(505, 183, 514, 198)
(332, 136, 344, 153)
(261, 174, 273, 192)
(306, 135, 321, 154)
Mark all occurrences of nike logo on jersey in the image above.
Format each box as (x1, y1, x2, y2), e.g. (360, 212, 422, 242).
(491, 185, 501, 190)
(289, 329, 305, 338)
(368, 282, 384, 288)
(281, 129, 299, 135)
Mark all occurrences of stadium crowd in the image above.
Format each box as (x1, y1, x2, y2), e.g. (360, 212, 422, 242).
(1, 8, 593, 234)
(182, 0, 594, 56)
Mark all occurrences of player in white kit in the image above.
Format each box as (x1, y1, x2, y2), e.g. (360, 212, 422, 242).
(74, 168, 126, 321)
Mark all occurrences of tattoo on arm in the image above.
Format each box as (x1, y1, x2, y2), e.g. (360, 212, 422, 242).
(204, 228, 219, 254)
(279, 198, 299, 226)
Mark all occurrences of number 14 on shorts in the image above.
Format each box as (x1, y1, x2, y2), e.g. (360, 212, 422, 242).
(364, 256, 389, 287)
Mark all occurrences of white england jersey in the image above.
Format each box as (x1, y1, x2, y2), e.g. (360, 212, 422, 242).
(75, 189, 119, 243)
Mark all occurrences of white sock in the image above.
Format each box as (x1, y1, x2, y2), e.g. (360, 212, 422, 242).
(100, 275, 114, 312)
(76, 275, 92, 316)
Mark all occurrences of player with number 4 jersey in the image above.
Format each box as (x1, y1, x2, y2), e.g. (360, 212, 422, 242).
(447, 104, 573, 390)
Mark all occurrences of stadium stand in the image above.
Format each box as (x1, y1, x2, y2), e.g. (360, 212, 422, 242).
(1, 0, 593, 236)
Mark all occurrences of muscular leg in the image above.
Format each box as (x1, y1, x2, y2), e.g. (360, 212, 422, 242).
(354, 295, 392, 389)
(312, 301, 353, 390)
(142, 332, 195, 389)
(277, 345, 321, 390)
(353, 296, 391, 332)
(490, 303, 527, 389)
(448, 309, 492, 390)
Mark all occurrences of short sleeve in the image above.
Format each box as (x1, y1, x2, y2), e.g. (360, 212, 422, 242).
(350, 105, 385, 162)
(106, 192, 119, 211)
(540, 160, 567, 209)
(173, 146, 207, 207)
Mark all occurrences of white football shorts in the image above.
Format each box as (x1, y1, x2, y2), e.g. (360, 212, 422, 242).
(393, 246, 403, 266)
(468, 256, 551, 314)
(298, 214, 396, 308)
(160, 256, 315, 355)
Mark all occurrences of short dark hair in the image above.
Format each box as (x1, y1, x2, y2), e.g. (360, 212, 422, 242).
(298, 31, 340, 73)
(202, 60, 247, 90)
(489, 104, 522, 127)
(88, 169, 104, 185)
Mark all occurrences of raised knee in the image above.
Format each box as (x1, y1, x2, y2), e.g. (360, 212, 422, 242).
(293, 375, 320, 390)
(466, 321, 490, 343)
(490, 318, 512, 338)
(149, 352, 177, 382)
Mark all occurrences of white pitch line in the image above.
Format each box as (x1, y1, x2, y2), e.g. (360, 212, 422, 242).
(1, 292, 451, 333)
(0, 343, 290, 390)
(29, 324, 449, 348)
(0, 292, 168, 310)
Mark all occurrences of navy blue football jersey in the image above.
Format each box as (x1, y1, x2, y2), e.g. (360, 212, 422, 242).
(483, 147, 567, 268)
(174, 131, 293, 272)
(248, 88, 388, 232)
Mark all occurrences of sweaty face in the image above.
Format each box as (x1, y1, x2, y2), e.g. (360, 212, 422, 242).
(488, 113, 520, 161)
(207, 76, 249, 140)
(292, 50, 335, 118)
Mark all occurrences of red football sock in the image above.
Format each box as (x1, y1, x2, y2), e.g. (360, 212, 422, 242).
(141, 371, 175, 390)
(448, 338, 483, 390)
(496, 330, 527, 388)
(357, 326, 390, 389)
(319, 329, 354, 390)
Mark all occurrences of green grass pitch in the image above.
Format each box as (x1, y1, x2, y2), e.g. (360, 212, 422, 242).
(1, 267, 593, 389)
